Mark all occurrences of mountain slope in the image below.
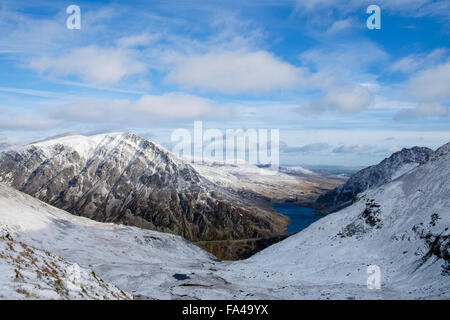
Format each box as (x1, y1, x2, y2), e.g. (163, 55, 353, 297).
(0, 228, 130, 300)
(224, 142, 450, 299)
(0, 181, 297, 299)
(0, 182, 223, 299)
(0, 139, 448, 299)
(0, 133, 287, 244)
(315, 147, 433, 214)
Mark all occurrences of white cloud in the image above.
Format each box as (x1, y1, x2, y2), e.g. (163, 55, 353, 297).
(165, 50, 309, 94)
(393, 57, 450, 121)
(295, 0, 346, 12)
(50, 93, 232, 125)
(49, 99, 128, 123)
(295, 0, 447, 18)
(394, 102, 449, 120)
(0, 118, 55, 131)
(0, 4, 123, 54)
(0, 87, 63, 99)
(116, 33, 159, 48)
(0, 10, 66, 54)
(325, 18, 354, 34)
(293, 43, 386, 115)
(332, 143, 371, 154)
(299, 42, 389, 79)
(29, 45, 146, 85)
(301, 85, 374, 114)
(133, 93, 230, 119)
(390, 49, 447, 74)
(407, 61, 450, 102)
(282, 142, 330, 153)
(391, 56, 421, 74)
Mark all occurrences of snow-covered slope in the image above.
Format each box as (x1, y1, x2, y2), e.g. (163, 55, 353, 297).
(224, 143, 450, 299)
(316, 147, 433, 214)
(0, 133, 287, 244)
(0, 230, 131, 300)
(1, 142, 448, 300)
(0, 182, 224, 299)
(192, 160, 346, 204)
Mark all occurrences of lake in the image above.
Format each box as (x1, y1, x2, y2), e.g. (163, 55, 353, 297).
(273, 203, 322, 234)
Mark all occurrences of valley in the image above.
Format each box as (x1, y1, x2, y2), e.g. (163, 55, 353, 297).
(0, 135, 448, 299)
(192, 160, 347, 206)
(0, 133, 344, 260)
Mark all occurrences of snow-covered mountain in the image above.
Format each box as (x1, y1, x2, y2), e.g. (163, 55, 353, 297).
(192, 160, 346, 205)
(220, 142, 450, 299)
(0, 133, 287, 246)
(0, 182, 218, 299)
(0, 228, 131, 300)
(315, 147, 433, 214)
(0, 183, 132, 299)
(1, 142, 448, 299)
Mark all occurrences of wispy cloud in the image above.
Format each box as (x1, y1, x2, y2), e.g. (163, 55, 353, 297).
(28, 45, 147, 85)
(49, 93, 232, 125)
(282, 142, 330, 153)
(0, 87, 63, 98)
(0, 117, 56, 131)
(300, 85, 374, 114)
(395, 102, 449, 120)
(295, 0, 450, 19)
(393, 59, 450, 120)
(390, 49, 448, 74)
(332, 143, 371, 154)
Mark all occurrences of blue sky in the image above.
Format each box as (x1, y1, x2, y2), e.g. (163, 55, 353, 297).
(0, 0, 449, 166)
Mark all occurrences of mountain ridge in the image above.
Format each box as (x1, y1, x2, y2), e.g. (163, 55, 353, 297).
(315, 146, 434, 214)
(1, 140, 448, 299)
(0, 132, 288, 247)
(224, 141, 450, 299)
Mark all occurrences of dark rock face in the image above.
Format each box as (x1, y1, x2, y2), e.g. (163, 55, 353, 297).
(337, 198, 382, 238)
(0, 133, 288, 243)
(315, 147, 433, 215)
(412, 214, 450, 276)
